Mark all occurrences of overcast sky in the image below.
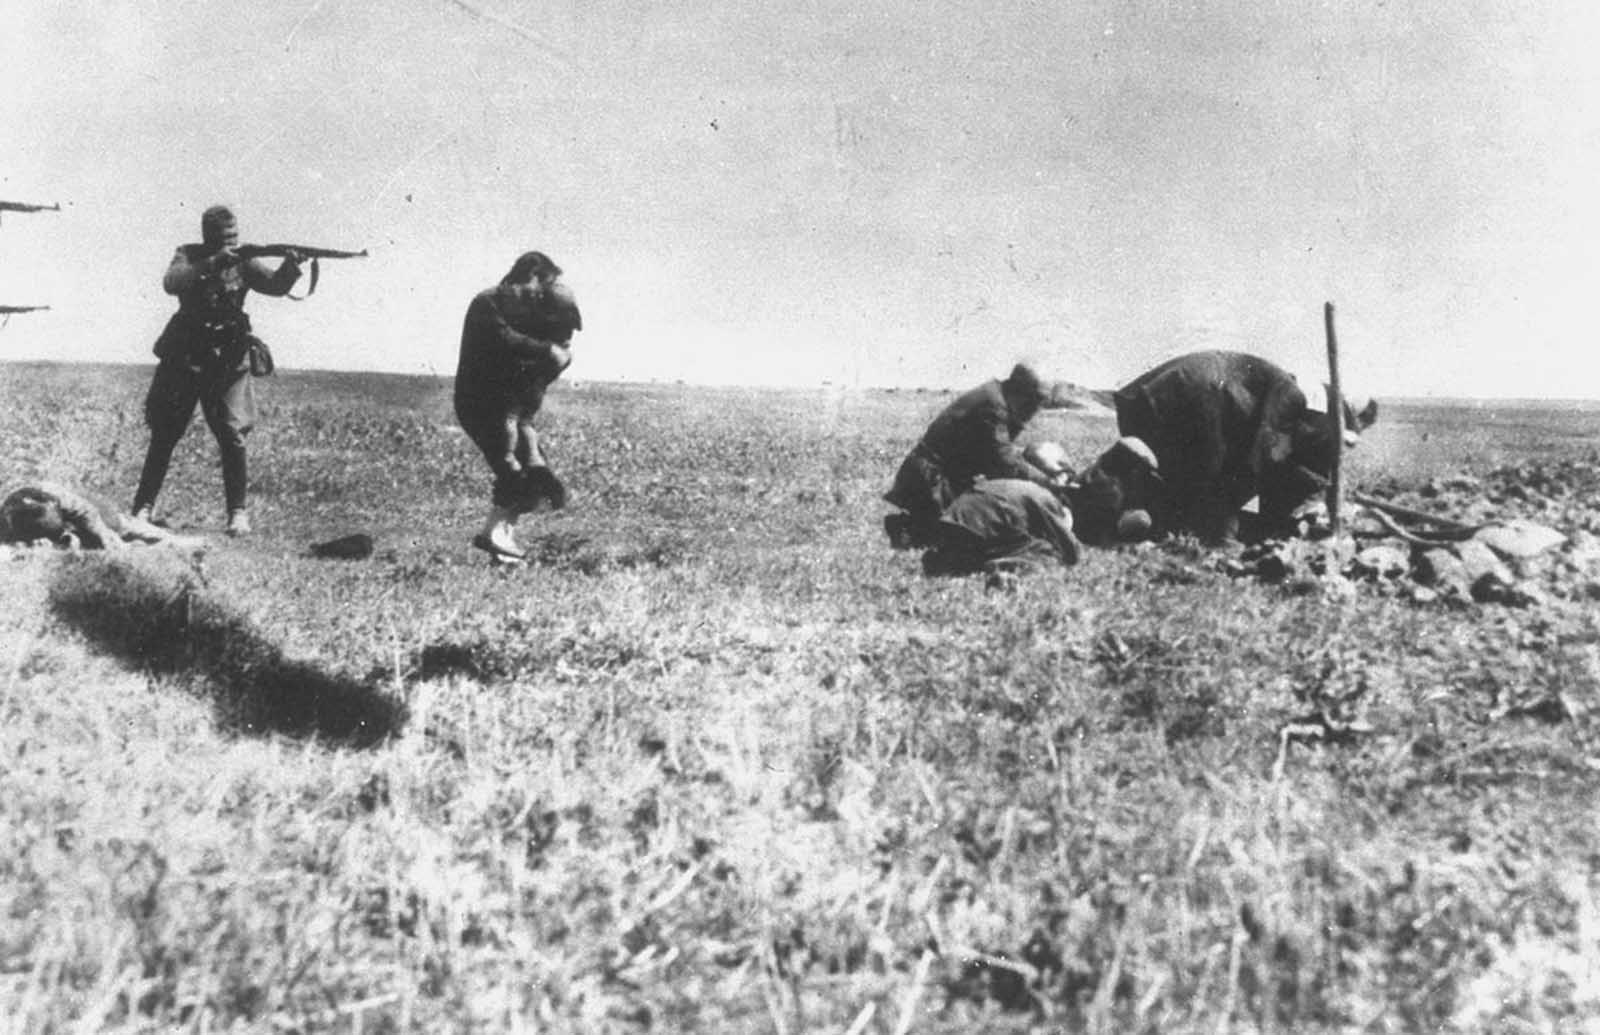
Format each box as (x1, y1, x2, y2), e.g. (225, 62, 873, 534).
(2, 0, 1597, 398)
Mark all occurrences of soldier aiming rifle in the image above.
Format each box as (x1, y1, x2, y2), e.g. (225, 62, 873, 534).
(129, 204, 367, 536)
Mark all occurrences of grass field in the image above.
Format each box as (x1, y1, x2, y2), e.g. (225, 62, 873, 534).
(3, 362, 1600, 1033)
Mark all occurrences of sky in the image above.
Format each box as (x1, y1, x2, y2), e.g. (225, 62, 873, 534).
(2, 0, 1597, 399)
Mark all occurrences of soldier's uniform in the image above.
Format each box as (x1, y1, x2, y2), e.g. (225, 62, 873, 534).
(131, 207, 302, 530)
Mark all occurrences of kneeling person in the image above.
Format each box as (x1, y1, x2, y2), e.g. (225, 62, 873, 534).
(884, 363, 1063, 548)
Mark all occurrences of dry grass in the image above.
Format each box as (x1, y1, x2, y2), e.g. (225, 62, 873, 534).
(2, 363, 1599, 1033)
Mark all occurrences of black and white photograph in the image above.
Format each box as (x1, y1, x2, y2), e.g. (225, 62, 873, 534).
(2, 1, 1598, 1030)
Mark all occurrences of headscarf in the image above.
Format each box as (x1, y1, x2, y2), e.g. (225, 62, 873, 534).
(501, 251, 562, 286)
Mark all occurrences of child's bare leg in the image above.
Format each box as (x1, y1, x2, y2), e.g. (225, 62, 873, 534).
(501, 415, 522, 473)
(516, 421, 546, 471)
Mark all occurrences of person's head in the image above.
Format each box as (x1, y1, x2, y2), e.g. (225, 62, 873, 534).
(1001, 363, 1047, 423)
(501, 251, 563, 288)
(201, 205, 238, 249)
(0, 488, 66, 543)
(1100, 436, 1160, 480)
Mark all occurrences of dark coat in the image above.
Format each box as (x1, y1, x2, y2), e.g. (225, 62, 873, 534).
(922, 479, 1081, 576)
(1066, 441, 1161, 546)
(454, 282, 582, 417)
(884, 379, 1049, 522)
(1113, 351, 1361, 539)
(454, 280, 582, 514)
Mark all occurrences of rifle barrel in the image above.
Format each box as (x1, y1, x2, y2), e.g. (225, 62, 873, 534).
(240, 243, 368, 260)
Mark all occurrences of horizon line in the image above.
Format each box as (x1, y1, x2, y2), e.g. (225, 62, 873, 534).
(3, 357, 1599, 408)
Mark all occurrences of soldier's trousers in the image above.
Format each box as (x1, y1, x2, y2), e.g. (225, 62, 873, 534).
(133, 360, 256, 515)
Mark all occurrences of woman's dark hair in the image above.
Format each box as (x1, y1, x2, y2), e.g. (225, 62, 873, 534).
(0, 490, 66, 542)
(501, 251, 562, 286)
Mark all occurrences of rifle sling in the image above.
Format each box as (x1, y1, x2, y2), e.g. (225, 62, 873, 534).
(287, 257, 320, 302)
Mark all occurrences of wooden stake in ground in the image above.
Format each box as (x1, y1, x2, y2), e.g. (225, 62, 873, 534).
(1324, 301, 1344, 541)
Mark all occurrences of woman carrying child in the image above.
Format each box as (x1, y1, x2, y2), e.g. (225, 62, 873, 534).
(453, 251, 583, 564)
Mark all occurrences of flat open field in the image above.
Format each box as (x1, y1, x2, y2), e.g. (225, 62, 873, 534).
(3, 362, 1600, 1033)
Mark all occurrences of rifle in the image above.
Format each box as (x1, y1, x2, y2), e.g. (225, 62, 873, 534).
(233, 243, 368, 299)
(0, 201, 61, 224)
(0, 304, 49, 328)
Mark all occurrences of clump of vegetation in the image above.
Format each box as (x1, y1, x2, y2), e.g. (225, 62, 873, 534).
(2, 367, 1598, 1032)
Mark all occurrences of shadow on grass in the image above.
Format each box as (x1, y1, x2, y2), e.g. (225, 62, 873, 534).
(47, 555, 405, 748)
(521, 530, 691, 574)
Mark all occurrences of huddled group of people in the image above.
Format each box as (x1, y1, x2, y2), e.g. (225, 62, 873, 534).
(3, 204, 1376, 571)
(881, 352, 1377, 578)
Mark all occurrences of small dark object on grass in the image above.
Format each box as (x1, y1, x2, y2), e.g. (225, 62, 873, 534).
(310, 533, 375, 560)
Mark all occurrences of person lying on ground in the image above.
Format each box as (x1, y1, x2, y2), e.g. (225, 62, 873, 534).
(920, 478, 1082, 577)
(1, 483, 204, 550)
(884, 362, 1064, 549)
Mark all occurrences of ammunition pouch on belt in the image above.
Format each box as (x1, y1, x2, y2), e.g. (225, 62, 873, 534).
(153, 309, 254, 371)
(246, 335, 275, 377)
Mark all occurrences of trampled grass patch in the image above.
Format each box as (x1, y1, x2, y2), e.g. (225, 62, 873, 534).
(2, 363, 1599, 1032)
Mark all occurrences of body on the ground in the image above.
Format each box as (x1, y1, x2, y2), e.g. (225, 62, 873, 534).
(2, 482, 202, 550)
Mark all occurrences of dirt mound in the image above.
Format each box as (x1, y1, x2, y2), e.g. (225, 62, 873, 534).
(1042, 381, 1115, 415)
(1212, 456, 1600, 608)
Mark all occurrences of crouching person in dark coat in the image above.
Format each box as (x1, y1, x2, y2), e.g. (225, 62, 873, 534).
(1112, 351, 1376, 542)
(884, 362, 1064, 548)
(455, 251, 581, 564)
(921, 479, 1081, 578)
